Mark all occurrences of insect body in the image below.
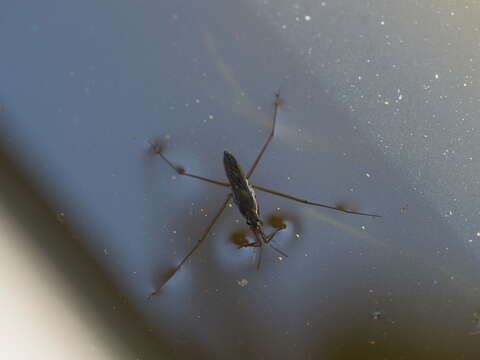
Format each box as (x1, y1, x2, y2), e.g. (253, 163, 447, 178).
(223, 150, 260, 226)
(148, 93, 380, 298)
(223, 150, 286, 262)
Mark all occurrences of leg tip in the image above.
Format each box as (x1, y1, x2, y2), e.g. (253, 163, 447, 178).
(274, 92, 283, 106)
(147, 290, 158, 301)
(148, 140, 164, 155)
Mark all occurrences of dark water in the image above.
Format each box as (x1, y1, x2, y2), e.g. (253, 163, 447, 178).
(1, 1, 479, 359)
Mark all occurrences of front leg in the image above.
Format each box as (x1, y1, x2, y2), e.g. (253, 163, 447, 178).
(150, 140, 230, 187)
(238, 241, 261, 249)
(264, 225, 286, 243)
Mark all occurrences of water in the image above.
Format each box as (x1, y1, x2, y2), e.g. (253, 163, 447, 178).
(1, 0, 479, 358)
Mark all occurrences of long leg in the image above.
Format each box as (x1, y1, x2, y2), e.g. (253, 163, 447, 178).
(246, 92, 281, 179)
(153, 145, 229, 187)
(239, 241, 261, 248)
(256, 246, 263, 269)
(149, 193, 232, 298)
(242, 241, 287, 263)
(268, 243, 288, 258)
(265, 226, 286, 242)
(264, 227, 288, 258)
(251, 184, 381, 218)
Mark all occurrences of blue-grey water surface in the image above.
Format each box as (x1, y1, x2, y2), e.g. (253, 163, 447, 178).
(1, 1, 480, 358)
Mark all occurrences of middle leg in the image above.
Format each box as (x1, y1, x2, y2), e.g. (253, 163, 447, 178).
(246, 92, 282, 179)
(151, 142, 230, 187)
(251, 184, 381, 217)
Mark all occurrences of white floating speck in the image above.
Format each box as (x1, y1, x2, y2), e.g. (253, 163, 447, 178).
(237, 279, 248, 287)
(305, 15, 311, 21)
(371, 311, 382, 320)
(56, 211, 65, 223)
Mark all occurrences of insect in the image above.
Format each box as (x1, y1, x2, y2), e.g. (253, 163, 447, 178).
(149, 93, 380, 298)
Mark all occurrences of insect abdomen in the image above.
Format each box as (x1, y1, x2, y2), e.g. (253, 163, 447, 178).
(223, 151, 260, 223)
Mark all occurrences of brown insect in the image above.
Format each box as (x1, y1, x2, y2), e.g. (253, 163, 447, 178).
(149, 93, 380, 298)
